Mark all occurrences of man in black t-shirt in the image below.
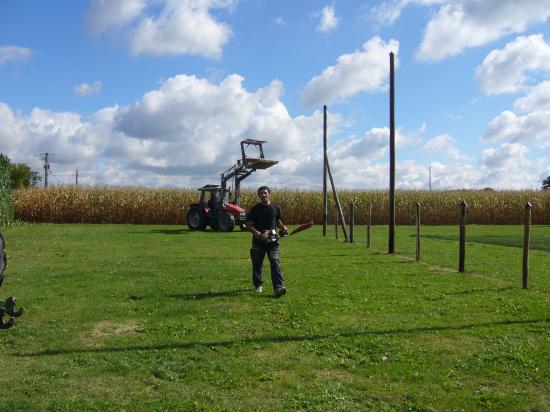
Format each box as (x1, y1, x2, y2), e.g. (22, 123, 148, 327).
(245, 186, 288, 297)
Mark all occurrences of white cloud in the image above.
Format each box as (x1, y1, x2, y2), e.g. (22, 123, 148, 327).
(86, 0, 147, 35)
(0, 45, 32, 65)
(423, 133, 469, 161)
(514, 80, 550, 112)
(0, 102, 102, 174)
(478, 143, 545, 188)
(274, 17, 287, 26)
(424, 142, 544, 189)
(74, 81, 102, 96)
(481, 142, 527, 169)
(330, 125, 422, 164)
(370, 0, 445, 25)
(426, 162, 482, 189)
(483, 110, 550, 148)
(332, 128, 390, 161)
(86, 0, 234, 58)
(1, 72, 547, 190)
(417, 0, 550, 62)
(316, 6, 339, 32)
(475, 35, 550, 95)
(110, 73, 335, 174)
(301, 36, 399, 107)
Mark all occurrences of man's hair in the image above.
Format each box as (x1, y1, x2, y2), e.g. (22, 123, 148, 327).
(257, 185, 271, 195)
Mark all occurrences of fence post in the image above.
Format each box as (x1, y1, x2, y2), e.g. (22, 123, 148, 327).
(323, 105, 328, 237)
(459, 200, 468, 273)
(334, 205, 339, 240)
(367, 202, 372, 248)
(388, 52, 396, 254)
(416, 202, 421, 262)
(522, 202, 532, 289)
(349, 202, 355, 243)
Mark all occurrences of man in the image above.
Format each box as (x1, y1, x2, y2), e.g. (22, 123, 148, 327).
(245, 186, 289, 297)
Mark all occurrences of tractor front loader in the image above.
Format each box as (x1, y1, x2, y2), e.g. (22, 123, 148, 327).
(186, 139, 278, 232)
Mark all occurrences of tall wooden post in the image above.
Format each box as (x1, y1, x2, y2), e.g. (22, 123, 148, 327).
(43, 152, 50, 188)
(349, 202, 355, 243)
(389, 52, 396, 254)
(416, 202, 421, 262)
(522, 202, 532, 289)
(334, 205, 339, 240)
(323, 105, 328, 237)
(367, 202, 372, 248)
(459, 200, 467, 273)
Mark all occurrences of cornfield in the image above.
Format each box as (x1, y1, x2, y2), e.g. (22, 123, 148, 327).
(12, 186, 550, 225)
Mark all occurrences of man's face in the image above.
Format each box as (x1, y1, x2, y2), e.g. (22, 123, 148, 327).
(258, 189, 271, 204)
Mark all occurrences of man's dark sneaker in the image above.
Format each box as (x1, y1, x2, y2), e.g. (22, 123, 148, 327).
(274, 287, 286, 297)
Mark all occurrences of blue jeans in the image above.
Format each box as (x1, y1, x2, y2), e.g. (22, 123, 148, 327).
(250, 241, 284, 290)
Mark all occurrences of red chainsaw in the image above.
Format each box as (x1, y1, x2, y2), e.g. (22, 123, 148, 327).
(264, 221, 314, 243)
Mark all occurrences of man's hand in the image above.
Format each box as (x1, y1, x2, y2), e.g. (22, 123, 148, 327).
(254, 231, 269, 242)
(279, 226, 289, 237)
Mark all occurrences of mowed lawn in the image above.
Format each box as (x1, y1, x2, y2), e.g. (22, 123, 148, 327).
(0, 223, 549, 410)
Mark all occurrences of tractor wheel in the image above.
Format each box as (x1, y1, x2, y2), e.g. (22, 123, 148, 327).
(187, 206, 207, 230)
(217, 211, 235, 232)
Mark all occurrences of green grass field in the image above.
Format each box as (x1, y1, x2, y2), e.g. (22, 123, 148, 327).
(0, 223, 549, 410)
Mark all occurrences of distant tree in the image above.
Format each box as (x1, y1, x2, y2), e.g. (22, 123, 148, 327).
(0, 154, 14, 225)
(543, 176, 550, 190)
(8, 162, 41, 189)
(0, 153, 42, 189)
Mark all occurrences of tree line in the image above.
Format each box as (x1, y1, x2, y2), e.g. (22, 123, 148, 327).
(0, 154, 41, 189)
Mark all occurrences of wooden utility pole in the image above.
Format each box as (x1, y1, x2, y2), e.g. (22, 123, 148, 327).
(76, 169, 79, 186)
(459, 200, 468, 273)
(334, 205, 339, 240)
(389, 52, 396, 254)
(349, 202, 355, 243)
(323, 105, 328, 236)
(42, 153, 51, 187)
(416, 202, 421, 261)
(366, 202, 372, 248)
(522, 202, 532, 289)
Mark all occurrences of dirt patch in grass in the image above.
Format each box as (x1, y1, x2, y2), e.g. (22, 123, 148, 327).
(416, 334, 482, 355)
(80, 320, 138, 347)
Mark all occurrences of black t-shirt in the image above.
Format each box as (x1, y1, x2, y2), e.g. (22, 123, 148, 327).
(246, 203, 282, 231)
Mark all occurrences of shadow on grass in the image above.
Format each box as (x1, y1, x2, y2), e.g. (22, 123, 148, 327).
(445, 286, 515, 295)
(18, 317, 549, 358)
(167, 289, 251, 300)
(130, 289, 288, 301)
(419, 234, 550, 252)
(150, 229, 190, 235)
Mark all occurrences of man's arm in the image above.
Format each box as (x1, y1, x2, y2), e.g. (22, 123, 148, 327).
(277, 219, 288, 236)
(246, 219, 268, 241)
(275, 205, 288, 235)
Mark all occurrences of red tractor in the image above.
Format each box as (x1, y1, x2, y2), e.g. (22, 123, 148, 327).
(186, 139, 278, 232)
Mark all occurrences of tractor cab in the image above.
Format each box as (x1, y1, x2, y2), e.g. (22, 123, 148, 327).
(197, 184, 222, 211)
(187, 184, 246, 232)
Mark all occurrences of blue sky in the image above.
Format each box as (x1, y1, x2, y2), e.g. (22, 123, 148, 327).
(1, 0, 550, 190)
